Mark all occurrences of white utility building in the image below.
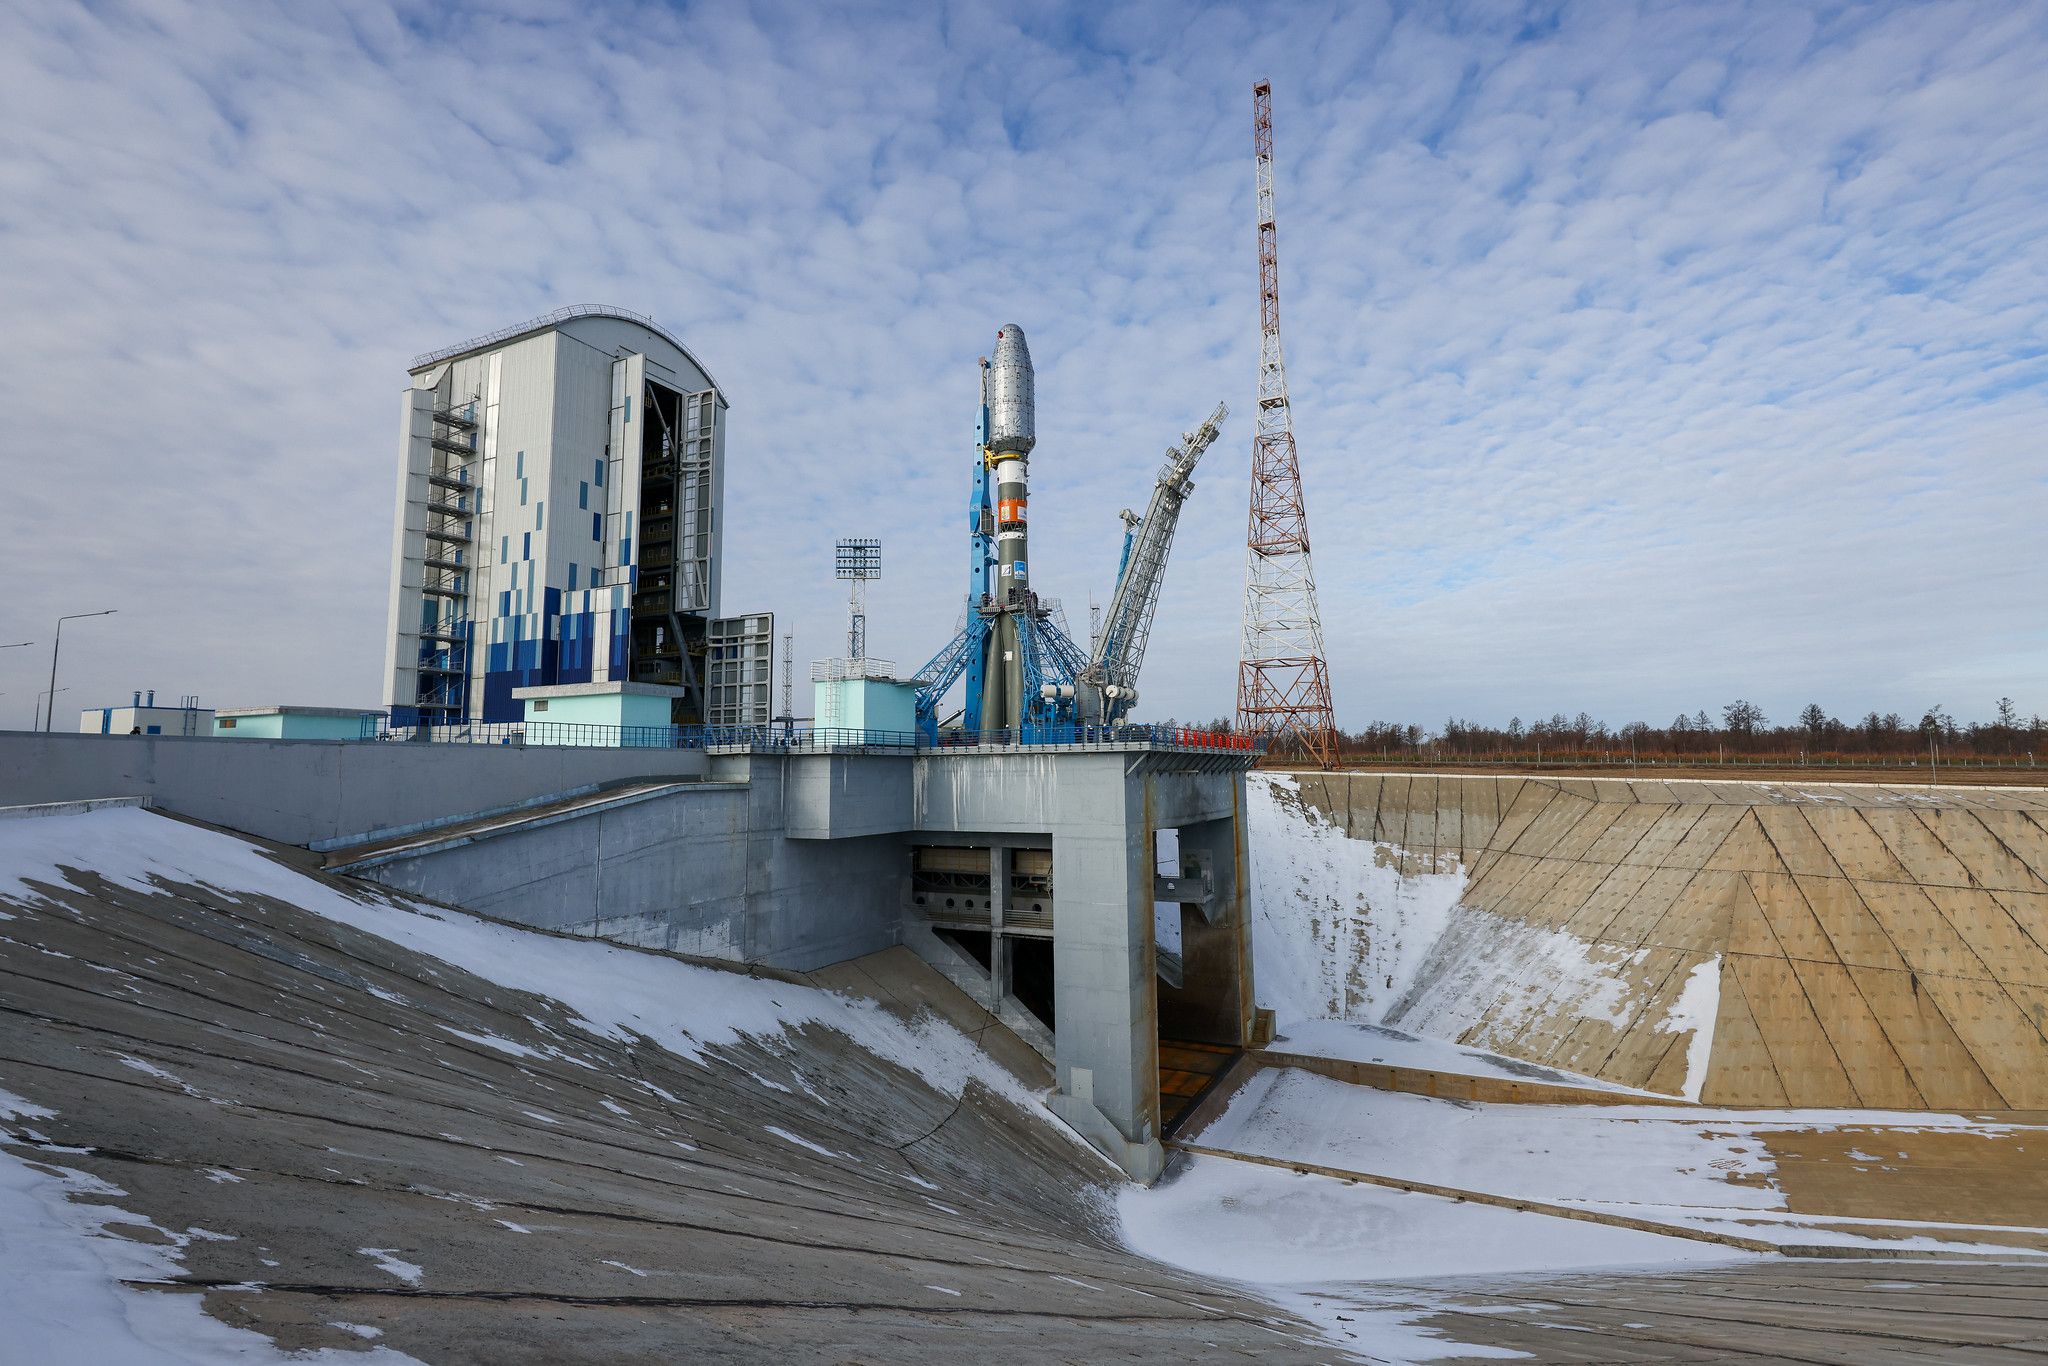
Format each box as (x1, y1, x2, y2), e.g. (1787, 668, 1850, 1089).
(382, 306, 771, 728)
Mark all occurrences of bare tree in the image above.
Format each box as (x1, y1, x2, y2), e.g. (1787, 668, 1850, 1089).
(1723, 699, 1767, 736)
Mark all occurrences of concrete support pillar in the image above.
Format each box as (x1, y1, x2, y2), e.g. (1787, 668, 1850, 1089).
(988, 844, 1010, 1002)
(1047, 773, 1163, 1182)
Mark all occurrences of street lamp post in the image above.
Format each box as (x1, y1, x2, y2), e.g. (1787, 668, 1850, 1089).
(44, 611, 116, 732)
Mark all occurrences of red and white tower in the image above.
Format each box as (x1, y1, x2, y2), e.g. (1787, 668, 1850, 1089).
(1237, 80, 1340, 768)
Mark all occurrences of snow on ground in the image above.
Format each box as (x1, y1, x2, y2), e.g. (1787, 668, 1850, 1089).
(0, 1136, 422, 1364)
(1270, 1019, 1662, 1096)
(1247, 775, 1466, 1027)
(1120, 1154, 1741, 1362)
(0, 807, 1074, 1134)
(1204, 1069, 1780, 1209)
(1194, 1068, 2048, 1253)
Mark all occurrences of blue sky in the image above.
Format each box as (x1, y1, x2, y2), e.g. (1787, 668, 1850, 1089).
(2, 0, 2044, 731)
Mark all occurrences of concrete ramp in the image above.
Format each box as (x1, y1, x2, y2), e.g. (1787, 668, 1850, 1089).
(0, 805, 1310, 1361)
(1259, 772, 2048, 1108)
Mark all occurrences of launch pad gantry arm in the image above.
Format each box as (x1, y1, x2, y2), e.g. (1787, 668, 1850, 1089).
(1083, 402, 1227, 715)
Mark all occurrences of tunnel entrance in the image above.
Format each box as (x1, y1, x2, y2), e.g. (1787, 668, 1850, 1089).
(1152, 823, 1246, 1135)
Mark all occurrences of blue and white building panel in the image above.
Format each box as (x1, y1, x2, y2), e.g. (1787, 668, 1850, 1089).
(382, 307, 727, 727)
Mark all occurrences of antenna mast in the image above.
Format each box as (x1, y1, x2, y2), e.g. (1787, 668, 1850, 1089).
(1237, 80, 1339, 768)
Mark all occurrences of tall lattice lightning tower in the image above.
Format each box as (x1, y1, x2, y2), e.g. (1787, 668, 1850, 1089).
(1237, 80, 1340, 767)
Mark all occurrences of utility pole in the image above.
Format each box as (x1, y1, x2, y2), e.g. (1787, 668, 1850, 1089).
(1236, 81, 1339, 768)
(44, 611, 115, 731)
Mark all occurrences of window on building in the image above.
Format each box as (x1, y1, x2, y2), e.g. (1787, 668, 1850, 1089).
(523, 532, 531, 560)
(500, 590, 510, 615)
(219, 718, 237, 729)
(578, 482, 588, 510)
(592, 512, 602, 541)
(568, 563, 579, 591)
(516, 450, 524, 476)
(146, 725, 161, 735)
(500, 535, 508, 563)
(533, 699, 549, 712)
(624, 396, 632, 422)
(594, 459, 603, 488)
(520, 478, 528, 506)
(536, 501, 544, 531)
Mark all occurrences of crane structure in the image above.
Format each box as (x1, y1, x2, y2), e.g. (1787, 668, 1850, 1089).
(909, 329, 1224, 741)
(1079, 402, 1228, 712)
(1237, 79, 1340, 768)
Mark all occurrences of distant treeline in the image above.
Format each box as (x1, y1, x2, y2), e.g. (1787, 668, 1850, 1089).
(1161, 698, 2047, 764)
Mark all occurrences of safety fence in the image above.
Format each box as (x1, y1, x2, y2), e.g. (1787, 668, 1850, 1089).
(360, 716, 1260, 755)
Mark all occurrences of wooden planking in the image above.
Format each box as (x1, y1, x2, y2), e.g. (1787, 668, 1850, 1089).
(1786, 957, 1925, 1109)
(1372, 773, 1410, 844)
(1726, 877, 1785, 957)
(1401, 773, 1438, 857)
(1583, 802, 1671, 863)
(1805, 807, 1919, 885)
(1276, 772, 2048, 1108)
(1599, 866, 1699, 948)
(1785, 874, 1901, 970)
(1433, 778, 1462, 864)
(1920, 809, 2048, 894)
(1844, 964, 2009, 1110)
(1927, 886, 2048, 984)
(1703, 962, 1791, 1105)
(1640, 871, 1740, 955)
(1911, 973, 2048, 1108)
(1753, 804, 1847, 878)
(1664, 802, 1747, 871)
(1620, 807, 1710, 867)
(1861, 808, 1974, 888)
(1728, 954, 1861, 1105)
(1563, 861, 1657, 939)
(1852, 878, 1993, 979)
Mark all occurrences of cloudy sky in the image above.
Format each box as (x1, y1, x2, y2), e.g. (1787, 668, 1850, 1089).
(3, 0, 2044, 733)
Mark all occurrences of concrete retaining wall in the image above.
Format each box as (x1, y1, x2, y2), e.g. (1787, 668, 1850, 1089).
(351, 756, 908, 973)
(1267, 770, 2048, 1109)
(0, 729, 708, 847)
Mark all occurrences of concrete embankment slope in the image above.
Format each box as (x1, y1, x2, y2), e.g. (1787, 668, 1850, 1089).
(1264, 771, 2048, 1108)
(0, 805, 1313, 1362)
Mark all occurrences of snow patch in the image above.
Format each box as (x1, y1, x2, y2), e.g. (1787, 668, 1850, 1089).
(1658, 956, 1722, 1101)
(1119, 1154, 1736, 1359)
(1248, 774, 1467, 1028)
(358, 1248, 424, 1286)
(764, 1125, 840, 1159)
(0, 1141, 422, 1363)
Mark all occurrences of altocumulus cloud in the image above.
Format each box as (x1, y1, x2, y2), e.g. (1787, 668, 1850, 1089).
(0, 0, 2042, 730)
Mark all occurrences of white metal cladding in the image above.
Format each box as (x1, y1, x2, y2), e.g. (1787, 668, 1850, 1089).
(408, 304, 725, 396)
(706, 613, 775, 725)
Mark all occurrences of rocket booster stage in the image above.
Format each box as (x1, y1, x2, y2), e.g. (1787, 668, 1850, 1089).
(983, 324, 1034, 731)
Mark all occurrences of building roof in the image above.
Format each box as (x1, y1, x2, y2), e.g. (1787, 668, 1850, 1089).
(214, 706, 384, 719)
(407, 304, 725, 396)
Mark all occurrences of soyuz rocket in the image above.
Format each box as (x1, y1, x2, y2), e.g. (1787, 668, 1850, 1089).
(981, 324, 1035, 732)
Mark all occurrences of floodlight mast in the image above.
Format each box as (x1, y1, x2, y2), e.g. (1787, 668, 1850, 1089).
(835, 538, 882, 666)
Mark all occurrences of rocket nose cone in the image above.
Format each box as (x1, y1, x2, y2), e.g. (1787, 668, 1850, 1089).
(987, 323, 1035, 455)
